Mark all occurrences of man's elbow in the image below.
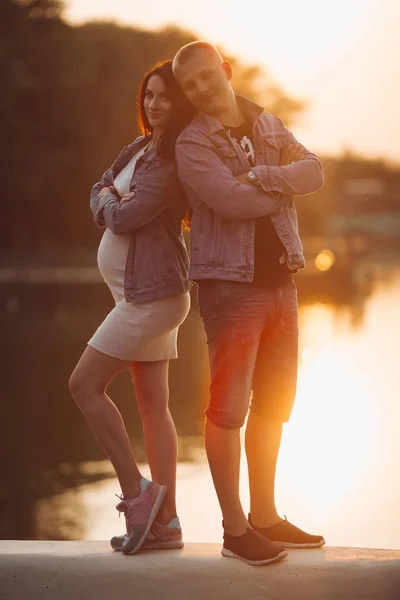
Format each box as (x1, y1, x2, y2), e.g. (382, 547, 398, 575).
(313, 160, 324, 191)
(301, 160, 324, 194)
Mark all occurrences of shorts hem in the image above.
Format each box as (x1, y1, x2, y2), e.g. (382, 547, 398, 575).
(87, 341, 177, 362)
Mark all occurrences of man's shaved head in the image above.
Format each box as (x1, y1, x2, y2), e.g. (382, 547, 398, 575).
(172, 41, 224, 76)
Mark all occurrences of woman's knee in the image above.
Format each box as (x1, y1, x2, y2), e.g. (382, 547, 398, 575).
(137, 394, 168, 419)
(69, 368, 83, 400)
(69, 367, 96, 406)
(130, 362, 169, 417)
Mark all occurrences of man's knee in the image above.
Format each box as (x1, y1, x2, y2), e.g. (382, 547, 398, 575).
(205, 405, 246, 430)
(249, 402, 293, 424)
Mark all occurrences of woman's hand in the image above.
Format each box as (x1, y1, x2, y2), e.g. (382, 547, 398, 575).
(119, 192, 136, 206)
(98, 186, 112, 199)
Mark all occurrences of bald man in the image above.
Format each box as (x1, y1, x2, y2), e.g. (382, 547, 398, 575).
(173, 41, 324, 566)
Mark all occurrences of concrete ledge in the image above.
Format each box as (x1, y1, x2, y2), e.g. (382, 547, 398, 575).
(1, 541, 400, 600)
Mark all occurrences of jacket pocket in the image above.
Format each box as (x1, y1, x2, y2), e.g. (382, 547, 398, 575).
(216, 144, 237, 158)
(261, 133, 286, 165)
(214, 141, 238, 165)
(154, 235, 173, 280)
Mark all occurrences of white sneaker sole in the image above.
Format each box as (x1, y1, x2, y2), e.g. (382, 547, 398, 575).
(112, 539, 184, 552)
(221, 548, 288, 566)
(276, 539, 325, 549)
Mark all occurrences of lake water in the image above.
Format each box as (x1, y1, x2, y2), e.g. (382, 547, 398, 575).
(34, 259, 400, 549)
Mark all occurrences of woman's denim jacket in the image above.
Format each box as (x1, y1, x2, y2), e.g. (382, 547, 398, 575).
(90, 136, 190, 302)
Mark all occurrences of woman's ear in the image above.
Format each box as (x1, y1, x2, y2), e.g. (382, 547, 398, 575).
(222, 61, 233, 81)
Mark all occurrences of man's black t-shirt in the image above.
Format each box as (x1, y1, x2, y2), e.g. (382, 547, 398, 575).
(225, 120, 290, 287)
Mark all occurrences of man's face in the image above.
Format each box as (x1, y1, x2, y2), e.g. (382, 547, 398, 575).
(174, 51, 232, 115)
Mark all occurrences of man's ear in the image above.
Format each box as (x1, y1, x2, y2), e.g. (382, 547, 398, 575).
(222, 61, 233, 81)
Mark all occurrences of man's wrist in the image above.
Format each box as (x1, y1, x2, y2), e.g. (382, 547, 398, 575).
(246, 170, 261, 187)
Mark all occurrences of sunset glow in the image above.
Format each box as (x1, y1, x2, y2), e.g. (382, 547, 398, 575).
(65, 0, 399, 161)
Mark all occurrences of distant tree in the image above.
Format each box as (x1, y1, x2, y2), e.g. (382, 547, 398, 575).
(1, 1, 306, 258)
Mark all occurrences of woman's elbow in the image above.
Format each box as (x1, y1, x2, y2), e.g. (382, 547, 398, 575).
(104, 217, 128, 235)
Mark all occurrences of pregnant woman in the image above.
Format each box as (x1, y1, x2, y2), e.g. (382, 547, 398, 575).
(69, 60, 196, 555)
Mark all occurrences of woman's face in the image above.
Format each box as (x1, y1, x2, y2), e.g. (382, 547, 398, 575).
(144, 75, 172, 131)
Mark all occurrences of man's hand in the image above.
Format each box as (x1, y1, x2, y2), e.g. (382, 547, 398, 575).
(280, 143, 305, 166)
(234, 173, 250, 184)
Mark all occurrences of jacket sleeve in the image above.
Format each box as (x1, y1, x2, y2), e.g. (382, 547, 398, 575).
(252, 117, 324, 196)
(90, 168, 114, 228)
(98, 159, 180, 234)
(175, 130, 287, 220)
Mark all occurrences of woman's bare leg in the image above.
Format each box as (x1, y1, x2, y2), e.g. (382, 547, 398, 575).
(130, 360, 178, 524)
(69, 346, 141, 499)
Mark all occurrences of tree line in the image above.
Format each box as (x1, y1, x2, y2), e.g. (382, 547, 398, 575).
(2, 0, 304, 260)
(2, 0, 398, 261)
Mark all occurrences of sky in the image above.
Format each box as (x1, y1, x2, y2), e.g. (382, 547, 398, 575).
(65, 0, 400, 162)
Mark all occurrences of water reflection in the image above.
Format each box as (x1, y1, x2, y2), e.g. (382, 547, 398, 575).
(1, 252, 399, 548)
(35, 266, 400, 549)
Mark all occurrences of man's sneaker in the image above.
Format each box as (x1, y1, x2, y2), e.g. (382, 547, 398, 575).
(249, 515, 325, 549)
(222, 526, 287, 566)
(110, 517, 184, 551)
(115, 477, 167, 555)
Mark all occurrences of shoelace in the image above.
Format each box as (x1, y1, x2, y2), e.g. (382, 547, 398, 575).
(115, 493, 125, 519)
(115, 489, 147, 521)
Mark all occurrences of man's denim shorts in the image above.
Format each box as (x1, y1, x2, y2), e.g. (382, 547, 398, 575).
(197, 278, 299, 428)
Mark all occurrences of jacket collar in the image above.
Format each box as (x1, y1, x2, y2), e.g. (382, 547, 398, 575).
(124, 135, 159, 163)
(201, 95, 264, 134)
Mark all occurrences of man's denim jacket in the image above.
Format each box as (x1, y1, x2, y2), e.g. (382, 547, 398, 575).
(90, 136, 190, 302)
(175, 96, 324, 281)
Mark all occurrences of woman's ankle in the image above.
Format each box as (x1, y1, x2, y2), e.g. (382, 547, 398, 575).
(156, 502, 177, 525)
(121, 474, 142, 500)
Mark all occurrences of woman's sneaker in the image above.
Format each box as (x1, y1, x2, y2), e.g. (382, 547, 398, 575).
(115, 477, 167, 555)
(110, 517, 184, 551)
(222, 526, 287, 566)
(249, 514, 325, 549)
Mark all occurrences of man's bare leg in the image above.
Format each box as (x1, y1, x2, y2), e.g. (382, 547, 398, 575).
(245, 410, 283, 528)
(205, 417, 248, 536)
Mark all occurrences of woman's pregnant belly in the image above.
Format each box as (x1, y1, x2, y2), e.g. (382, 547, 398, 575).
(97, 228, 131, 301)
